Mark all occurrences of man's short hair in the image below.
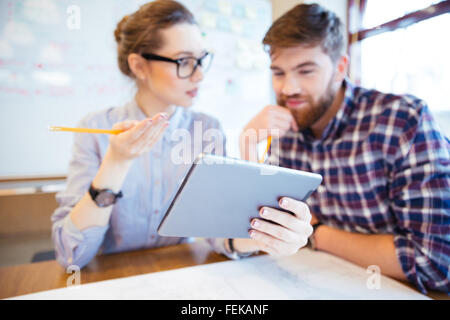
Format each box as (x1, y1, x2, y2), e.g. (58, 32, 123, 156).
(263, 3, 345, 62)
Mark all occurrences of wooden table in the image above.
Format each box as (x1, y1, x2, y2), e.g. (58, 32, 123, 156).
(0, 241, 448, 300)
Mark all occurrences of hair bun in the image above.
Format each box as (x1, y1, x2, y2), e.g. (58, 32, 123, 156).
(114, 15, 129, 43)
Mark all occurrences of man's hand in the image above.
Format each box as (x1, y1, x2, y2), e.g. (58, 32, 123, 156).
(239, 105, 298, 161)
(242, 105, 299, 142)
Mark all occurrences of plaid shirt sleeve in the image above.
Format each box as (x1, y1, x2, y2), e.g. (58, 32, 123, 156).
(389, 98, 450, 294)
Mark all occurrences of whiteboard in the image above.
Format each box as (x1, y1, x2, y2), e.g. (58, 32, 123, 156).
(0, 0, 272, 178)
(9, 247, 429, 300)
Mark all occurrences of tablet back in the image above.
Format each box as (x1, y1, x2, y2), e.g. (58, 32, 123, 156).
(158, 154, 322, 238)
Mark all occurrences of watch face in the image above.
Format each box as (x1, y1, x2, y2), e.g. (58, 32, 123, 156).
(96, 191, 116, 208)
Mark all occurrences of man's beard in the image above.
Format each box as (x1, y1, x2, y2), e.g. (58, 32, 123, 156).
(277, 78, 337, 132)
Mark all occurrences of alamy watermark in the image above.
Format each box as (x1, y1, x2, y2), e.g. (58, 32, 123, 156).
(66, 264, 81, 288)
(67, 5, 81, 30)
(366, 265, 381, 290)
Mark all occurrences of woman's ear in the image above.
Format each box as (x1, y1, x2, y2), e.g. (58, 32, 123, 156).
(128, 53, 148, 81)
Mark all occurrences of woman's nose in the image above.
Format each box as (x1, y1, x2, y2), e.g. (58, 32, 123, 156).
(190, 65, 204, 83)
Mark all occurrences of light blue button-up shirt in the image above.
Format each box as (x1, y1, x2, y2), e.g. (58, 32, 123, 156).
(51, 99, 233, 268)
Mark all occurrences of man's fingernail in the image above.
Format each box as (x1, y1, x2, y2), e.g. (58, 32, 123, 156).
(249, 230, 256, 238)
(160, 113, 168, 119)
(281, 198, 288, 207)
(261, 208, 268, 216)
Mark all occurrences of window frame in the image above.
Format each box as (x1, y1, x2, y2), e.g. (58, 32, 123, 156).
(347, 0, 450, 84)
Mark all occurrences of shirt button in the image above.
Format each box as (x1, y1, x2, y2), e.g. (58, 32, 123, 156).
(154, 210, 159, 214)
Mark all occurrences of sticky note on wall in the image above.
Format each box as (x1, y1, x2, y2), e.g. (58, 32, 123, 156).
(245, 6, 257, 20)
(218, 0, 232, 15)
(230, 19, 243, 35)
(200, 11, 217, 29)
(217, 16, 231, 32)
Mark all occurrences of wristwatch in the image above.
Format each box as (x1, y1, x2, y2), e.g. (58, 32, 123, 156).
(307, 222, 323, 251)
(88, 183, 123, 208)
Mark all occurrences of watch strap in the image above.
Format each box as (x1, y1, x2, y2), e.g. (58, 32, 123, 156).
(312, 221, 323, 233)
(307, 222, 323, 251)
(228, 238, 256, 258)
(88, 183, 123, 207)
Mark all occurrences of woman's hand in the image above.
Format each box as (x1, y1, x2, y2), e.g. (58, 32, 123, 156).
(108, 113, 169, 162)
(233, 197, 313, 256)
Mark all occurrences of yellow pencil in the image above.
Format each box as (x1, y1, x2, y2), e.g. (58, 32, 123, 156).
(48, 126, 124, 135)
(49, 112, 169, 135)
(259, 136, 272, 164)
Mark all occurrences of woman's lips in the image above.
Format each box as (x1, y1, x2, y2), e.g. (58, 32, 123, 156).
(186, 88, 198, 98)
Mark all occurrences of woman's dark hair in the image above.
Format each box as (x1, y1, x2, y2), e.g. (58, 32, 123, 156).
(114, 0, 197, 78)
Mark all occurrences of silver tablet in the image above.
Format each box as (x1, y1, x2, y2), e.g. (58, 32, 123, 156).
(157, 153, 322, 238)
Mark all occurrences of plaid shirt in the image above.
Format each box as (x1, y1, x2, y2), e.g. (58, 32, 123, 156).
(268, 79, 450, 294)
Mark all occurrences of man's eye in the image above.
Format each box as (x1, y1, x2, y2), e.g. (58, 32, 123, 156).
(299, 70, 313, 75)
(273, 72, 284, 77)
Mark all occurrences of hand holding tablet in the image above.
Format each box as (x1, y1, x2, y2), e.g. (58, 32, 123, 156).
(158, 153, 322, 257)
(236, 196, 314, 256)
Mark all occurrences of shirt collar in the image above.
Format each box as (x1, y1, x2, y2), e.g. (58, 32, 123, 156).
(320, 78, 355, 140)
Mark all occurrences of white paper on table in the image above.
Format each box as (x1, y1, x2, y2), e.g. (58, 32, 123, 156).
(9, 249, 429, 300)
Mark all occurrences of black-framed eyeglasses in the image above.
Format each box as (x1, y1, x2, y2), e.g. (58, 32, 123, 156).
(141, 51, 213, 79)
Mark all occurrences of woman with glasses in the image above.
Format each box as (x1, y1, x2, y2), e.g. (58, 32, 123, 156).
(51, 0, 229, 269)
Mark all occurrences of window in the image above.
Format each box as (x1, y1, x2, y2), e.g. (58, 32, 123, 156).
(363, 0, 442, 29)
(348, 0, 450, 136)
